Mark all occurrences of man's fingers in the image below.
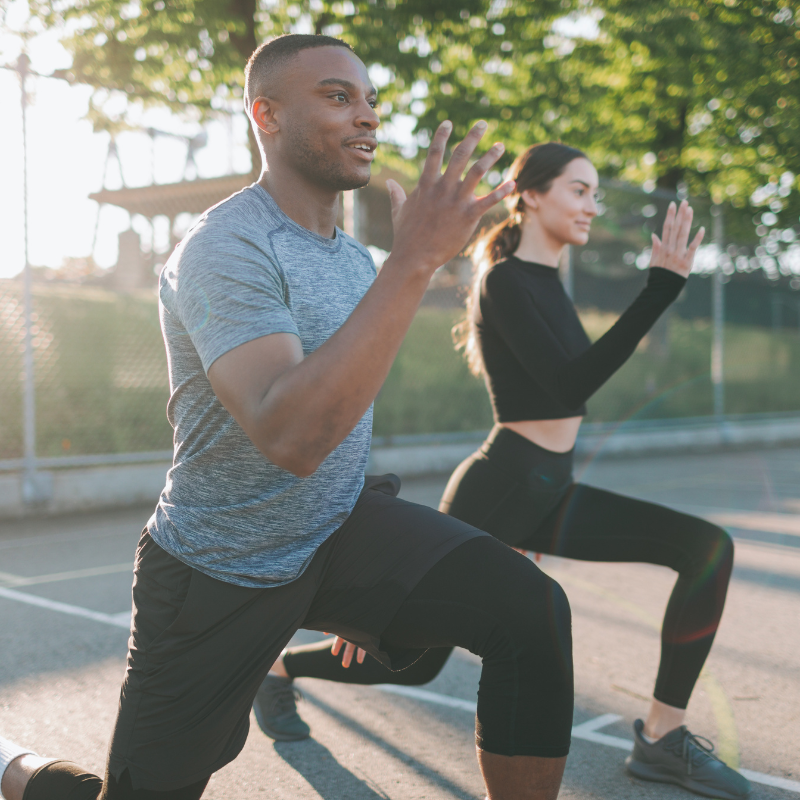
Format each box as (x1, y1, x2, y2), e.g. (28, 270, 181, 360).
(419, 121, 453, 184)
(386, 179, 407, 214)
(357, 648, 367, 664)
(462, 142, 505, 196)
(443, 120, 489, 182)
(331, 636, 343, 656)
(474, 179, 516, 216)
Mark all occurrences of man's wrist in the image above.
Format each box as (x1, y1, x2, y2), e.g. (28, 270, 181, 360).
(380, 252, 439, 283)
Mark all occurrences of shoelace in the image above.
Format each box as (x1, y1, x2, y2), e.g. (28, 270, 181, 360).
(269, 682, 303, 716)
(665, 729, 718, 776)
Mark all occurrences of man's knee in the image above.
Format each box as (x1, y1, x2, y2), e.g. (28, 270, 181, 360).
(482, 562, 572, 682)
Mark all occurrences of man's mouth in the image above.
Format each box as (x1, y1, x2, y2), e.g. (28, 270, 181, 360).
(345, 139, 377, 162)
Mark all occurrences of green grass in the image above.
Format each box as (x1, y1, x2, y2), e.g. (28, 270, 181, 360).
(1, 284, 798, 459)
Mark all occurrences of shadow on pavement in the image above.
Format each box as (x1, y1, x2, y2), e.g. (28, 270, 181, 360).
(300, 689, 475, 799)
(732, 564, 800, 594)
(274, 737, 391, 800)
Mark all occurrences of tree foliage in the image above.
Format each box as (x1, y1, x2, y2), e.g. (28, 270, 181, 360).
(33, 0, 800, 227)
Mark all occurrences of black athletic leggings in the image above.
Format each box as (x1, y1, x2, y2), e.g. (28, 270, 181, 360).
(22, 536, 573, 798)
(284, 427, 734, 711)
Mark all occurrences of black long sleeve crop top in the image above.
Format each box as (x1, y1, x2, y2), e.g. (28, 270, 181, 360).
(475, 255, 686, 421)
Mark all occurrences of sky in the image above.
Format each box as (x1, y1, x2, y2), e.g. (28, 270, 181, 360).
(0, 0, 260, 279)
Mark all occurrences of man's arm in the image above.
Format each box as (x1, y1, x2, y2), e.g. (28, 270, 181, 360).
(208, 121, 514, 477)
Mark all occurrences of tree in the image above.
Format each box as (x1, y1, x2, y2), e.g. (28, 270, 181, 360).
(33, 0, 799, 231)
(411, 0, 800, 230)
(32, 0, 565, 173)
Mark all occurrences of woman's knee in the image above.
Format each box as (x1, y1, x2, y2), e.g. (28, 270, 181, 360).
(683, 520, 734, 579)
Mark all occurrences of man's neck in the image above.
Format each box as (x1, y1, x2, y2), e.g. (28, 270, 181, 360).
(258, 167, 340, 239)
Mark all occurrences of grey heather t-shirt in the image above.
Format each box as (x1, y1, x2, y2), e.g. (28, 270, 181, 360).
(147, 184, 377, 588)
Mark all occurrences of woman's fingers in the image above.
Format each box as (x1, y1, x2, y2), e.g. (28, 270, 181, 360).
(675, 203, 694, 252)
(341, 642, 356, 668)
(660, 201, 677, 252)
(686, 226, 705, 261)
(666, 200, 686, 252)
(650, 233, 662, 265)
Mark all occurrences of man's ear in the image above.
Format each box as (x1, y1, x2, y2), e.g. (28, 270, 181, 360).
(251, 96, 280, 136)
(519, 189, 539, 211)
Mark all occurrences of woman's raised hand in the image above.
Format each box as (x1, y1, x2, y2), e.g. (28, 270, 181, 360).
(650, 200, 705, 278)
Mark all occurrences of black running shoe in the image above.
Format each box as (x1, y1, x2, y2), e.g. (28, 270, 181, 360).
(625, 719, 751, 799)
(252, 674, 311, 742)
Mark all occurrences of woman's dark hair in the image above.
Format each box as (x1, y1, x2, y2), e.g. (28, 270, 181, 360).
(454, 142, 588, 376)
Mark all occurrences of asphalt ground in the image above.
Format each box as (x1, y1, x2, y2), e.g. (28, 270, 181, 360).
(1, 446, 799, 799)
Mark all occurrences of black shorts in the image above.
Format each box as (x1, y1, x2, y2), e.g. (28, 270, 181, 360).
(107, 475, 486, 792)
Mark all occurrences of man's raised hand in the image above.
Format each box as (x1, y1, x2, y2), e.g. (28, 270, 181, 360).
(384, 120, 515, 276)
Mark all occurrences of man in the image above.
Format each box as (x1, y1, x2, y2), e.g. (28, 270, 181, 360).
(0, 34, 573, 800)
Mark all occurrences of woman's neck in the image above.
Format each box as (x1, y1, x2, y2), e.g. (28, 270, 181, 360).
(512, 218, 564, 268)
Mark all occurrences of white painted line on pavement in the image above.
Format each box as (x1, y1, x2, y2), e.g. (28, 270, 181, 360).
(738, 769, 800, 794)
(0, 562, 133, 588)
(0, 586, 130, 629)
(374, 685, 800, 794)
(376, 684, 478, 712)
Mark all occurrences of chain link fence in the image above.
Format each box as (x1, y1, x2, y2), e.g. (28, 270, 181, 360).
(0, 282, 172, 463)
(2, 180, 800, 476)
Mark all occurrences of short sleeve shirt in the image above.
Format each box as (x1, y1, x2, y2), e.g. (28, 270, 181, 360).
(147, 184, 377, 588)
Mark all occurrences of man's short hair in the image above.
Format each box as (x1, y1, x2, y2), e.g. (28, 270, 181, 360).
(244, 34, 354, 111)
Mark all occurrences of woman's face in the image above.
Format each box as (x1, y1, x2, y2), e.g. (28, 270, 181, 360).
(521, 157, 599, 246)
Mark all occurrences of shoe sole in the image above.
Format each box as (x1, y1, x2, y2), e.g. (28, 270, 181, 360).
(626, 757, 751, 800)
(252, 703, 311, 742)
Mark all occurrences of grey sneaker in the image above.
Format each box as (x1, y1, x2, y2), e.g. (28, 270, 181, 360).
(625, 719, 751, 799)
(252, 674, 311, 742)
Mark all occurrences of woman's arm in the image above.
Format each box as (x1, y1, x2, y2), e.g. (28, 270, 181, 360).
(485, 200, 703, 410)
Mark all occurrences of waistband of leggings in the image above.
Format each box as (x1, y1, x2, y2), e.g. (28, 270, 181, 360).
(479, 424, 574, 477)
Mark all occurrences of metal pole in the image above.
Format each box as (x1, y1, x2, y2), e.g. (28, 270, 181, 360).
(711, 204, 725, 421)
(18, 52, 43, 505)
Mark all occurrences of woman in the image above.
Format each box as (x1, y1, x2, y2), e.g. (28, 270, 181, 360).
(256, 144, 750, 800)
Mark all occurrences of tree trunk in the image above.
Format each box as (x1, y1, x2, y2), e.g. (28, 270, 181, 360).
(228, 0, 261, 176)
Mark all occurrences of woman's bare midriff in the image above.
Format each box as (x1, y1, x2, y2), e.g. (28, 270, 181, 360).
(501, 417, 583, 453)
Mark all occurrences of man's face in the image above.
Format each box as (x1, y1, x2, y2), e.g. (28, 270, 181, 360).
(263, 47, 379, 192)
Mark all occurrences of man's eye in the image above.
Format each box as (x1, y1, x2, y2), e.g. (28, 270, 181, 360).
(334, 92, 347, 102)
